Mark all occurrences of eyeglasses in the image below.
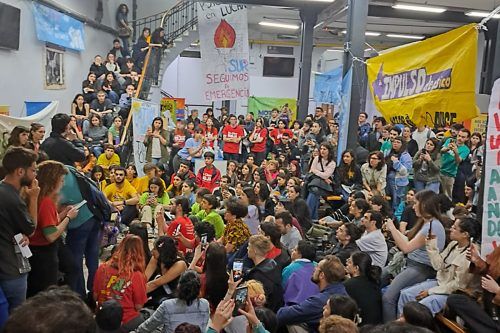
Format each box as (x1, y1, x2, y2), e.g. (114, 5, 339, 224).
(370, 156, 380, 160)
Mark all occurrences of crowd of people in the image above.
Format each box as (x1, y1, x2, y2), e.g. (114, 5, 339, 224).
(0, 4, 498, 333)
(0, 102, 497, 333)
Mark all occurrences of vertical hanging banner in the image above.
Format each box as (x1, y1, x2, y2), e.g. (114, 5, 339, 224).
(481, 78, 500, 256)
(131, 99, 160, 176)
(336, 68, 353, 161)
(197, 3, 250, 102)
(367, 24, 479, 127)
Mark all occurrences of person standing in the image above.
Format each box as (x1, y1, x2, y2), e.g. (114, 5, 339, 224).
(144, 117, 169, 165)
(440, 129, 470, 199)
(60, 165, 102, 298)
(0, 147, 39, 311)
(27, 161, 79, 297)
(222, 115, 244, 162)
(40, 113, 86, 166)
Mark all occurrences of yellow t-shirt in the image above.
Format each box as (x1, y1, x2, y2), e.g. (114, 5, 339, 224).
(128, 177, 141, 191)
(135, 176, 166, 195)
(104, 180, 137, 202)
(97, 153, 121, 169)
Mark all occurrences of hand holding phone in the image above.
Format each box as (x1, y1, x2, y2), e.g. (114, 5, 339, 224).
(232, 260, 243, 282)
(232, 286, 248, 317)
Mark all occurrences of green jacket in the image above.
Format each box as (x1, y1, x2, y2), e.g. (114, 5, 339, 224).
(143, 129, 170, 163)
(196, 209, 225, 238)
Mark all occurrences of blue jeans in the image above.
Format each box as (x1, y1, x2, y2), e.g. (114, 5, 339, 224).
(107, 90, 119, 104)
(306, 192, 320, 220)
(65, 217, 101, 297)
(0, 274, 28, 313)
(414, 180, 440, 194)
(382, 260, 435, 322)
(398, 279, 448, 316)
(0, 285, 8, 329)
(90, 144, 104, 158)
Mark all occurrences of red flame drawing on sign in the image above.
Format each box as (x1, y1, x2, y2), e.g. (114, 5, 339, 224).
(214, 19, 236, 48)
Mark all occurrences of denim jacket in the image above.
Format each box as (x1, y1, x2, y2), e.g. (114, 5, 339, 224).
(392, 151, 412, 187)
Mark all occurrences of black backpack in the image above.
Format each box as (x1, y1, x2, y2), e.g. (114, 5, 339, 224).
(67, 166, 112, 222)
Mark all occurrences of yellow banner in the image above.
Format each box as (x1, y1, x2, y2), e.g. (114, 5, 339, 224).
(367, 24, 479, 127)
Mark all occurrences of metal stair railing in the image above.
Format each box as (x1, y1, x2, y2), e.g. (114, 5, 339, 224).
(120, 0, 199, 148)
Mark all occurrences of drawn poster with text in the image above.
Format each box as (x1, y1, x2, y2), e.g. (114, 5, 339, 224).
(197, 3, 250, 102)
(481, 78, 500, 256)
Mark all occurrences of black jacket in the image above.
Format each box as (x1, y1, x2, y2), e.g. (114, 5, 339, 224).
(344, 276, 383, 325)
(244, 259, 284, 312)
(40, 132, 86, 166)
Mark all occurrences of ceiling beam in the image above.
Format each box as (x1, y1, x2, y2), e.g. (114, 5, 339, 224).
(368, 5, 478, 24)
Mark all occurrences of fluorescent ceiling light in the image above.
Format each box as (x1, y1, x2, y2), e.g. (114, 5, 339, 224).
(341, 30, 381, 36)
(327, 49, 344, 52)
(387, 33, 425, 40)
(465, 11, 500, 19)
(314, 21, 325, 29)
(259, 21, 299, 30)
(392, 3, 446, 13)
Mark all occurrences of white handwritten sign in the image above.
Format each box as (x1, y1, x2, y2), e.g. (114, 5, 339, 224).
(197, 3, 250, 102)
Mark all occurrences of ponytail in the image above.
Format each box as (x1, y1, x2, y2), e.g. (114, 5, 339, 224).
(350, 252, 381, 286)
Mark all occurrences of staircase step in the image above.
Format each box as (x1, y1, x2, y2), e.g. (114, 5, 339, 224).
(174, 37, 183, 42)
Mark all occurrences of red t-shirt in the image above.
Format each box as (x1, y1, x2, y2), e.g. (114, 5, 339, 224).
(270, 128, 293, 145)
(222, 125, 244, 154)
(93, 264, 148, 324)
(173, 129, 188, 149)
(30, 197, 58, 246)
(203, 127, 218, 148)
(196, 166, 221, 192)
(250, 128, 268, 153)
(167, 216, 195, 254)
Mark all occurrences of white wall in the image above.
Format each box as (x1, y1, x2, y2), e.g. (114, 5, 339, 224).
(136, 0, 176, 19)
(0, 0, 123, 116)
(161, 40, 333, 117)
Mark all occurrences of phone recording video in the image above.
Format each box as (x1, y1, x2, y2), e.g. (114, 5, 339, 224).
(200, 233, 208, 246)
(232, 260, 243, 282)
(232, 286, 248, 316)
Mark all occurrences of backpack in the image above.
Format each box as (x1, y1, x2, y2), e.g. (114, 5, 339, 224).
(67, 166, 112, 223)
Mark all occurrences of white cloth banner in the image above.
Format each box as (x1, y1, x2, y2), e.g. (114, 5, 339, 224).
(481, 78, 500, 256)
(0, 101, 59, 144)
(197, 3, 250, 102)
(131, 98, 160, 177)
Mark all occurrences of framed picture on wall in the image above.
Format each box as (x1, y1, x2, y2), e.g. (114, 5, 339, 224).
(44, 46, 65, 89)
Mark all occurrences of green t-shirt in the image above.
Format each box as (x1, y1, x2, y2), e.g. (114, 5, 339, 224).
(139, 192, 171, 208)
(191, 202, 201, 215)
(380, 140, 392, 157)
(196, 209, 225, 238)
(440, 139, 470, 177)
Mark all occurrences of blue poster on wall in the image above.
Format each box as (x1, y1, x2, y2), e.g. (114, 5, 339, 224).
(33, 3, 85, 51)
